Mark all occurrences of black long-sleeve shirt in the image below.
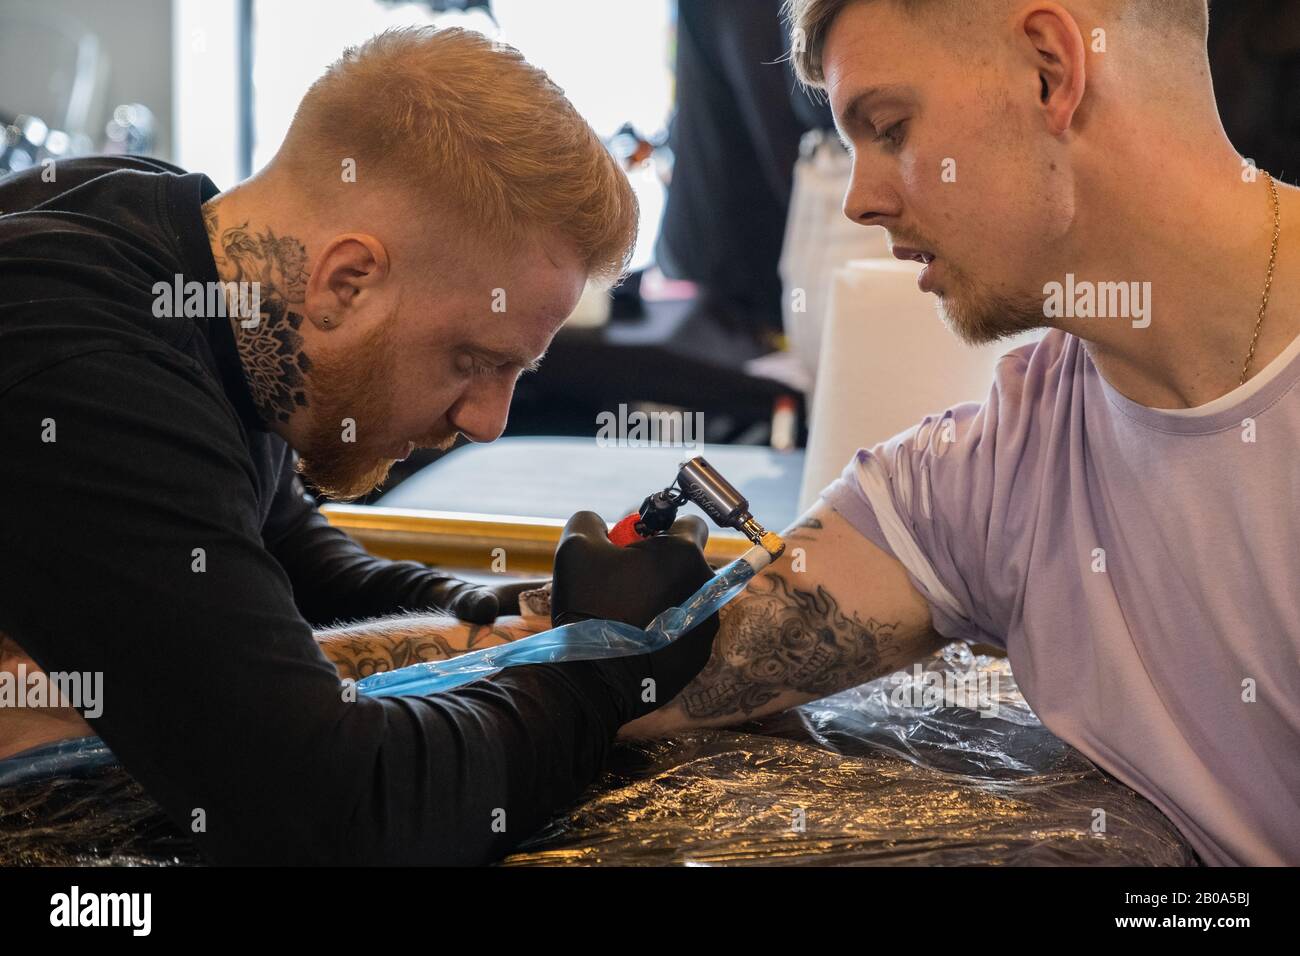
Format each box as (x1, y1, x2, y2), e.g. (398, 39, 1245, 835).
(0, 157, 636, 863)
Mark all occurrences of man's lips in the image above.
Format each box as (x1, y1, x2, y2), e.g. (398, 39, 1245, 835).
(891, 246, 936, 265)
(892, 246, 940, 292)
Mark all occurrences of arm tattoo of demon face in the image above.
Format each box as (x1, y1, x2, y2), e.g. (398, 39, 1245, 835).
(202, 198, 312, 427)
(678, 573, 901, 720)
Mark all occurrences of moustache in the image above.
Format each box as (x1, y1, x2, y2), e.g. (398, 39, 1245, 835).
(416, 431, 460, 452)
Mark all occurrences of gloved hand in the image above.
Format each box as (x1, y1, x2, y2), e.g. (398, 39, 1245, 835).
(550, 511, 720, 721)
(429, 578, 551, 625)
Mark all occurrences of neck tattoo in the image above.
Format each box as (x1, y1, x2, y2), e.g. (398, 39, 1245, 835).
(202, 199, 314, 426)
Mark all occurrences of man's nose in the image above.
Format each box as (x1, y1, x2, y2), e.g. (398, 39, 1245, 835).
(447, 378, 514, 444)
(842, 155, 899, 226)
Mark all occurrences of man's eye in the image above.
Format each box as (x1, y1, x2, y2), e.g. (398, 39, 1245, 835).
(874, 120, 908, 150)
(456, 353, 500, 377)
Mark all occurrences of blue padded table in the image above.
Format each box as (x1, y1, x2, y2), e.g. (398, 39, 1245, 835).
(378, 437, 806, 532)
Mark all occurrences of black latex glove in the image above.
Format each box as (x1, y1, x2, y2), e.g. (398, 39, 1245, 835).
(425, 577, 547, 625)
(550, 511, 719, 721)
(487, 578, 551, 616)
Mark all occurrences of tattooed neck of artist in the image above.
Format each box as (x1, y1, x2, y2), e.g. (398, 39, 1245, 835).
(202, 196, 314, 430)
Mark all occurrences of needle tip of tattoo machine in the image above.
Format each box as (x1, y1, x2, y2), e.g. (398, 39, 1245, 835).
(759, 530, 786, 561)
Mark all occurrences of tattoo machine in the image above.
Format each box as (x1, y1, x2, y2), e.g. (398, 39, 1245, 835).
(358, 457, 786, 699)
(608, 455, 786, 563)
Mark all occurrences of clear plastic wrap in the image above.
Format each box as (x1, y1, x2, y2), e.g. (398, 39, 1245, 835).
(503, 645, 1197, 866)
(1, 643, 1196, 866)
(0, 740, 198, 866)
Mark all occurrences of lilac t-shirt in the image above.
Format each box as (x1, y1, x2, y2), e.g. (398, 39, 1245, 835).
(823, 329, 1300, 866)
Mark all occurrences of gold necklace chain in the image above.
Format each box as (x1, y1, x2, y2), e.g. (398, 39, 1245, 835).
(1240, 170, 1282, 385)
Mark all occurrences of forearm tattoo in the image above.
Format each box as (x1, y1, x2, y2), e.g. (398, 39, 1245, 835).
(676, 575, 900, 720)
(202, 199, 313, 427)
(323, 633, 459, 682)
(316, 615, 524, 682)
(671, 516, 901, 722)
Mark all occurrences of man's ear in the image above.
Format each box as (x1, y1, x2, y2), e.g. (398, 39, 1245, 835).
(1018, 4, 1088, 136)
(303, 233, 391, 330)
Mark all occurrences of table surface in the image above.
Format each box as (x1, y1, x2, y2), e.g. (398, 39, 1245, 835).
(378, 437, 807, 533)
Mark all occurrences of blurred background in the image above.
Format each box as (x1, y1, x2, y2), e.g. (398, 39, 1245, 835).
(3, 0, 1297, 529)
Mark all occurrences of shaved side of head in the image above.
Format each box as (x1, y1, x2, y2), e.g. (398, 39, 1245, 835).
(786, 0, 1210, 86)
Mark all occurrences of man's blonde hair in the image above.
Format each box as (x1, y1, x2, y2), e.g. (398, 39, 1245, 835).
(785, 0, 1211, 87)
(283, 26, 637, 280)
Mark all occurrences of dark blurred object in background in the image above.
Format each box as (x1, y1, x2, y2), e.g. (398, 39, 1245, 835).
(1209, 0, 1300, 186)
(0, 4, 105, 146)
(102, 103, 157, 156)
(656, 0, 833, 353)
(2, 104, 155, 177)
(0, 2, 157, 174)
(0, 3, 102, 173)
(0, 114, 89, 176)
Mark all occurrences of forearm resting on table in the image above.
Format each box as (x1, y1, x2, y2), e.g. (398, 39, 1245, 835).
(316, 614, 542, 682)
(621, 500, 947, 738)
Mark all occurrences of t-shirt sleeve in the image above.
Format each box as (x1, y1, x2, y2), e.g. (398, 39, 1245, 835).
(819, 351, 1039, 650)
(0, 348, 641, 863)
